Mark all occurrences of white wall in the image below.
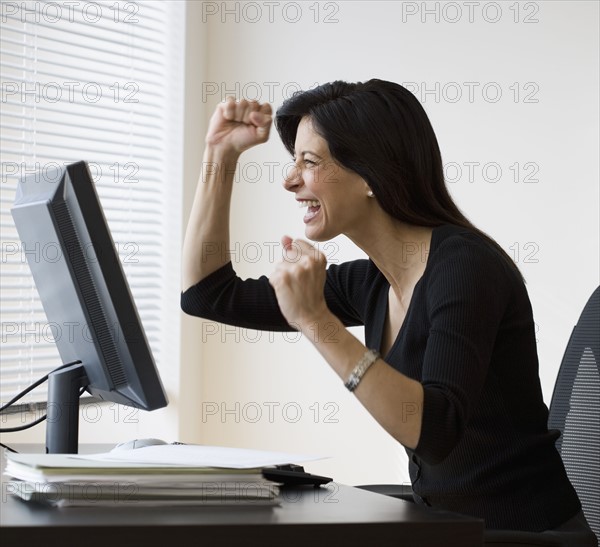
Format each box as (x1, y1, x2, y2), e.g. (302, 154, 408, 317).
(181, 0, 599, 486)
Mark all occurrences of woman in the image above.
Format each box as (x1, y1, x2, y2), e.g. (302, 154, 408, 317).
(181, 79, 596, 539)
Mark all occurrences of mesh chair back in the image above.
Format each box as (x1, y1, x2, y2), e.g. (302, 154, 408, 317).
(548, 287, 600, 536)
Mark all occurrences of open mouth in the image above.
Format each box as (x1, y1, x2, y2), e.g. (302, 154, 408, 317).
(298, 200, 321, 223)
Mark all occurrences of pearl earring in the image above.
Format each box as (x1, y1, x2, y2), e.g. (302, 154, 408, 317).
(367, 190, 374, 198)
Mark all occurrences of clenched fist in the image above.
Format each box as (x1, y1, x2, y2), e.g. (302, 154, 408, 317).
(205, 97, 272, 155)
(269, 236, 331, 331)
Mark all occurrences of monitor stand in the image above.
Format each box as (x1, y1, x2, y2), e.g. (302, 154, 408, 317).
(46, 363, 88, 454)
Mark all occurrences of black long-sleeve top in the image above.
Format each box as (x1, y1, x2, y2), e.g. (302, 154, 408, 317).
(181, 224, 581, 531)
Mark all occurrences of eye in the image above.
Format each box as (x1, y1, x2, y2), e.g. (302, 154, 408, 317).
(291, 156, 317, 167)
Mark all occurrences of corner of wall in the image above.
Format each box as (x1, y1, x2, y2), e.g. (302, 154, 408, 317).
(178, 0, 210, 443)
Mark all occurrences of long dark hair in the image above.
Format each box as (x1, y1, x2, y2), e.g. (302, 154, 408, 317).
(275, 79, 522, 280)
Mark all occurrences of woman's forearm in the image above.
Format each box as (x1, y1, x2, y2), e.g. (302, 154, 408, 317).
(182, 146, 240, 292)
(300, 312, 424, 450)
(268, 239, 424, 449)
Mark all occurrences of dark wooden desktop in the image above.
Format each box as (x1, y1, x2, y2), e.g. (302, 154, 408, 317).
(1, 445, 484, 547)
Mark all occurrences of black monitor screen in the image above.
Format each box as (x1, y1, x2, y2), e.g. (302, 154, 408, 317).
(11, 161, 168, 453)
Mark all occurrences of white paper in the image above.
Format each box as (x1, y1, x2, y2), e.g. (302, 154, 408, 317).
(72, 444, 326, 469)
(7, 480, 280, 507)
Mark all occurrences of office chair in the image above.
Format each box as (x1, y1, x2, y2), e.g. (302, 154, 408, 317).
(358, 286, 600, 546)
(544, 286, 599, 537)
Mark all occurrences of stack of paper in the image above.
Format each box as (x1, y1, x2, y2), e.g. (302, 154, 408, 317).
(3, 444, 322, 508)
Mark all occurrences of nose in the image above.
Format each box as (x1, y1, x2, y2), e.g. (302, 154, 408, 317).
(282, 162, 303, 193)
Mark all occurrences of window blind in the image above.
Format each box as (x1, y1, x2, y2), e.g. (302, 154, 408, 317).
(0, 0, 184, 408)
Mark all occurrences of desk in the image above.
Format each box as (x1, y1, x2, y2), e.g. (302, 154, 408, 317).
(1, 445, 484, 547)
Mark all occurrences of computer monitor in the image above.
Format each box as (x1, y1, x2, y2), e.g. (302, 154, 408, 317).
(11, 161, 168, 454)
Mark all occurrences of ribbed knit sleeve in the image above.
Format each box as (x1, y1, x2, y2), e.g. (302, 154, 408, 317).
(180, 262, 292, 331)
(180, 260, 366, 331)
(414, 236, 512, 465)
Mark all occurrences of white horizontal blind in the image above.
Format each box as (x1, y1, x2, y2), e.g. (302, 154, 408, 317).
(0, 0, 184, 407)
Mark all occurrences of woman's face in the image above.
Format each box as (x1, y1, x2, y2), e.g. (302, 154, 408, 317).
(283, 116, 370, 242)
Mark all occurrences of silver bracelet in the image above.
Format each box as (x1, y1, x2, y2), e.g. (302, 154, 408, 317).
(344, 349, 380, 392)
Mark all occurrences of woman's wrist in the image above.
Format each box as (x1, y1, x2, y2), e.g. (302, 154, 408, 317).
(199, 145, 240, 192)
(203, 144, 241, 167)
(296, 307, 340, 344)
